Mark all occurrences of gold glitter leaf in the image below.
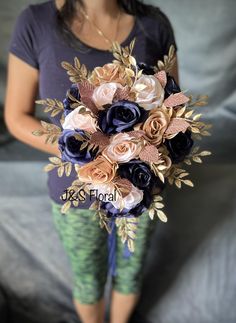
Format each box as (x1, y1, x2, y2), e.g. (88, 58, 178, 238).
(90, 131, 110, 147)
(164, 93, 190, 107)
(165, 118, 190, 135)
(139, 145, 160, 163)
(154, 71, 167, 87)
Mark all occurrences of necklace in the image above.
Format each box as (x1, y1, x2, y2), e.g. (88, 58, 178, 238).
(80, 8, 122, 46)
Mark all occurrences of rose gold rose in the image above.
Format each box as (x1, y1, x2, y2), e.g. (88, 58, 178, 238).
(89, 63, 127, 86)
(137, 107, 170, 146)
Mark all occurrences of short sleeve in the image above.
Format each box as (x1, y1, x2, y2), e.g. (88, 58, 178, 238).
(9, 6, 39, 69)
(157, 10, 178, 57)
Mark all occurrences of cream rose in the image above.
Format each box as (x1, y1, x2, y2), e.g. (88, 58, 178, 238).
(92, 82, 122, 109)
(133, 75, 164, 110)
(62, 106, 97, 133)
(103, 133, 142, 163)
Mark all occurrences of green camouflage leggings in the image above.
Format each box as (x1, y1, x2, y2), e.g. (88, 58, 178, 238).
(51, 200, 157, 304)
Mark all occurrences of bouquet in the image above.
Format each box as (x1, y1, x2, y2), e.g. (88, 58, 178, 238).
(33, 39, 212, 252)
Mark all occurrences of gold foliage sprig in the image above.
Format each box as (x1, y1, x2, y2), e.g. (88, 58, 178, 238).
(167, 166, 194, 188)
(156, 45, 176, 73)
(111, 38, 136, 67)
(61, 57, 88, 83)
(95, 207, 112, 234)
(32, 121, 61, 145)
(73, 130, 99, 153)
(184, 146, 212, 165)
(187, 95, 209, 108)
(115, 216, 139, 252)
(36, 98, 64, 117)
(150, 162, 168, 183)
(148, 195, 168, 222)
(44, 156, 73, 177)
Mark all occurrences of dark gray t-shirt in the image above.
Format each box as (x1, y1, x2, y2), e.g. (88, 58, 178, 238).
(9, 0, 177, 208)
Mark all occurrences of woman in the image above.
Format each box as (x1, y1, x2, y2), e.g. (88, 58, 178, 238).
(4, 0, 178, 322)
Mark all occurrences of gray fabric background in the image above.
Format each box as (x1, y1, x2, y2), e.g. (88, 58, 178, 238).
(0, 0, 236, 322)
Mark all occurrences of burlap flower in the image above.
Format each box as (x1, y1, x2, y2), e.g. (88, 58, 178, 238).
(77, 155, 117, 184)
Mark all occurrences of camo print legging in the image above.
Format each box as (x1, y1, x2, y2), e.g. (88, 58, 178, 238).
(51, 200, 157, 304)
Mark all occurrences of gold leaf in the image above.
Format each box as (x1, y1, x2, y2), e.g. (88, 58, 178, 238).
(128, 56, 137, 66)
(61, 201, 71, 214)
(125, 68, 135, 77)
(89, 200, 99, 210)
(168, 177, 174, 185)
(178, 172, 189, 178)
(154, 202, 164, 209)
(128, 239, 135, 252)
(185, 110, 194, 118)
(65, 163, 72, 176)
(193, 113, 202, 121)
(153, 195, 163, 202)
(127, 230, 136, 239)
(149, 209, 155, 220)
(49, 157, 61, 164)
(32, 130, 44, 136)
(183, 180, 194, 187)
(184, 159, 192, 165)
(58, 166, 64, 177)
(176, 106, 186, 117)
(191, 127, 201, 133)
(80, 141, 88, 150)
(71, 200, 78, 207)
(175, 179, 182, 188)
(202, 131, 211, 136)
(157, 210, 168, 223)
(192, 156, 202, 163)
(199, 151, 212, 156)
(51, 109, 61, 117)
(43, 164, 55, 172)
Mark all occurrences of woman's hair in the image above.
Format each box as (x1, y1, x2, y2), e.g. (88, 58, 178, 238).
(56, 0, 161, 50)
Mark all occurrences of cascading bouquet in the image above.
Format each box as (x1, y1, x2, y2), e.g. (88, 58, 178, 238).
(33, 39, 212, 252)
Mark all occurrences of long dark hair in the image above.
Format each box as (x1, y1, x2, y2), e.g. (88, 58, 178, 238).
(56, 0, 162, 51)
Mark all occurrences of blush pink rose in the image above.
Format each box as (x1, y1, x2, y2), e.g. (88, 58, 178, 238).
(92, 82, 122, 109)
(103, 133, 143, 163)
(62, 106, 97, 133)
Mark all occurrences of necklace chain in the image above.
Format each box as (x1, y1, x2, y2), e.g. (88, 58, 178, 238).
(80, 8, 121, 46)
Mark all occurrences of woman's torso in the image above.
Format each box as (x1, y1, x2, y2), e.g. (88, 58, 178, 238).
(12, 0, 176, 207)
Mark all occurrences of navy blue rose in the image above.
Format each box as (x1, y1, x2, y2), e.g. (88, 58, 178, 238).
(118, 160, 154, 190)
(137, 62, 155, 75)
(98, 100, 148, 135)
(58, 129, 96, 165)
(165, 130, 194, 163)
(164, 75, 181, 99)
(63, 84, 80, 116)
